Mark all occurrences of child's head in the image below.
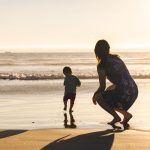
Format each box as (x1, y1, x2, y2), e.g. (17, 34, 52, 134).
(63, 66, 72, 76)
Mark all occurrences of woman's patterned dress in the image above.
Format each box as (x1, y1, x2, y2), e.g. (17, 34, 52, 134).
(98, 55, 138, 110)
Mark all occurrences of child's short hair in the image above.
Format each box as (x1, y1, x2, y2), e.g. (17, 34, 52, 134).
(63, 66, 72, 75)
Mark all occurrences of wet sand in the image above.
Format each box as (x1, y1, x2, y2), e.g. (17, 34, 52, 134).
(0, 79, 149, 149)
(0, 79, 149, 130)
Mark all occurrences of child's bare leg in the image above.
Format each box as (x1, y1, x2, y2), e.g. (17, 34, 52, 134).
(115, 108, 132, 124)
(63, 99, 67, 111)
(69, 100, 74, 112)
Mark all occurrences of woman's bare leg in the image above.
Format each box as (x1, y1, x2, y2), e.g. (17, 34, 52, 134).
(115, 108, 132, 124)
(96, 94, 121, 124)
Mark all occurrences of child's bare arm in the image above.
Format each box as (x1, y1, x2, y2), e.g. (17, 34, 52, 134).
(76, 77, 81, 87)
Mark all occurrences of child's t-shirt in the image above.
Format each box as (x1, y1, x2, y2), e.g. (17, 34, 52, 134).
(64, 75, 81, 94)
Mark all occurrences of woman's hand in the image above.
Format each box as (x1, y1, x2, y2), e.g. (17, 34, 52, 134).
(92, 87, 102, 105)
(92, 92, 98, 105)
(93, 91, 104, 105)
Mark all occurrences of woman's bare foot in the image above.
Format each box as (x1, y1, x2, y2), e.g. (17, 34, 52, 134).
(123, 123, 130, 130)
(107, 116, 121, 125)
(121, 112, 132, 125)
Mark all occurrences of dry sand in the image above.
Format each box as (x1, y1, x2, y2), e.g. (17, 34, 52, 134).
(0, 128, 149, 150)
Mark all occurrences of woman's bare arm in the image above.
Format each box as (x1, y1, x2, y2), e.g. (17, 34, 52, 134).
(92, 68, 106, 104)
(97, 69, 106, 92)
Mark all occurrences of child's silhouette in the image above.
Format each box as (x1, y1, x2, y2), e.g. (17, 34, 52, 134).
(63, 66, 81, 112)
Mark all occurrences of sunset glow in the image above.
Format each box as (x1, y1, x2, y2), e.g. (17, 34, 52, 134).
(0, 0, 150, 52)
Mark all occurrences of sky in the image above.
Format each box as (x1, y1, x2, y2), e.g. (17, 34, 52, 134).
(0, 0, 150, 52)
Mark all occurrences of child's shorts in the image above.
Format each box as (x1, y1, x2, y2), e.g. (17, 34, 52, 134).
(63, 93, 76, 103)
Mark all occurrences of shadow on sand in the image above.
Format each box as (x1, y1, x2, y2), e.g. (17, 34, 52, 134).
(41, 129, 122, 150)
(0, 130, 27, 139)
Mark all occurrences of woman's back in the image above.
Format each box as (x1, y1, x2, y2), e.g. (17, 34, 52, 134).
(99, 55, 136, 89)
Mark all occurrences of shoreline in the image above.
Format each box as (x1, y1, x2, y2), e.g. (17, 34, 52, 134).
(0, 74, 149, 80)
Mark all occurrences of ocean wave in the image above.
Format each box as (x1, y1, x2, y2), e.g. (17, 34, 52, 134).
(0, 73, 149, 80)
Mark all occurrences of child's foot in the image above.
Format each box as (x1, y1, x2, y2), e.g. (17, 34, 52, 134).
(107, 116, 121, 125)
(121, 113, 132, 125)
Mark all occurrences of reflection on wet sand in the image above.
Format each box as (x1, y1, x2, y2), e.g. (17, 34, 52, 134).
(64, 112, 77, 128)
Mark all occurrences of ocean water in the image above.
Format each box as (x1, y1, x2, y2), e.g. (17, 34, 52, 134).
(0, 52, 150, 79)
(0, 52, 149, 130)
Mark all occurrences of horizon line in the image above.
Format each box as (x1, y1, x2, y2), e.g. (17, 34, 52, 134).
(0, 45, 150, 52)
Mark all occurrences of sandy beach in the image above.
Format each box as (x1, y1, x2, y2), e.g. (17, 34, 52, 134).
(0, 79, 149, 149)
(1, 0, 150, 148)
(0, 79, 150, 130)
(0, 128, 150, 150)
